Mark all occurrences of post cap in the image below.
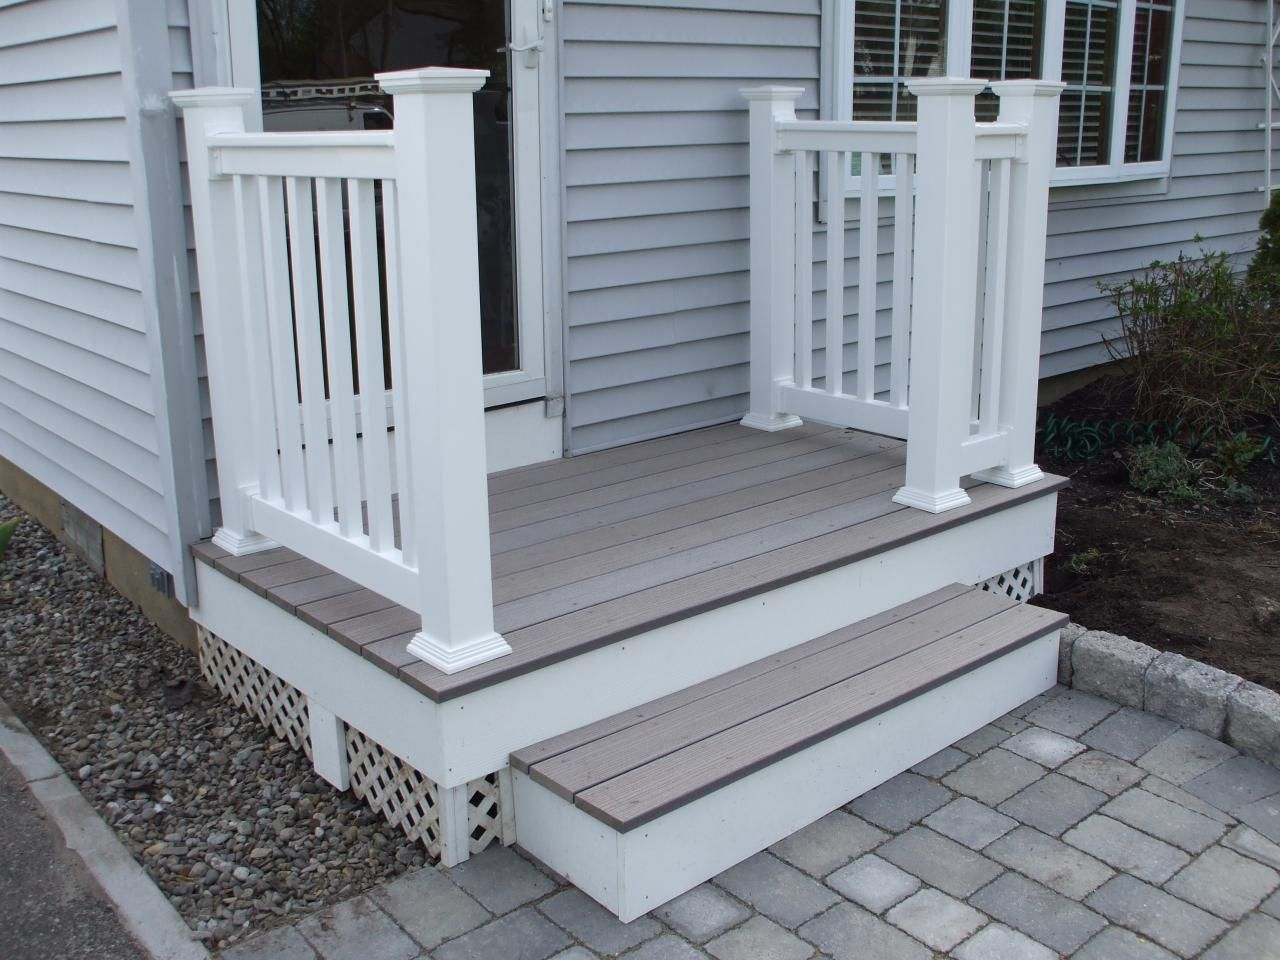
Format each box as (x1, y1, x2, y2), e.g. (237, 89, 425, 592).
(989, 79, 1067, 98)
(169, 87, 258, 110)
(377, 67, 490, 95)
(906, 77, 990, 97)
(740, 85, 805, 103)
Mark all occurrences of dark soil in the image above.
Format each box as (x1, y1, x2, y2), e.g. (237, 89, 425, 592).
(1031, 375, 1280, 692)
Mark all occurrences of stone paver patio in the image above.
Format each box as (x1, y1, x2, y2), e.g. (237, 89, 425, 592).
(220, 686, 1280, 960)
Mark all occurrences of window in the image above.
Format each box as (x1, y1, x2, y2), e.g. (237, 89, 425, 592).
(834, 0, 1182, 183)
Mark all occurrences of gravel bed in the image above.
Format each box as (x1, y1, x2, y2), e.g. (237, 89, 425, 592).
(0, 496, 426, 950)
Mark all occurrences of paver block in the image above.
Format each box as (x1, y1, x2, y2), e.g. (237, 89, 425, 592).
(431, 907, 572, 960)
(797, 903, 931, 960)
(1008, 688, 1066, 720)
(550, 949, 598, 960)
(922, 797, 1017, 850)
(1063, 814, 1190, 884)
(1165, 845, 1280, 920)
(1140, 775, 1236, 824)
(625, 935, 708, 960)
(1137, 729, 1238, 785)
(369, 865, 490, 950)
(992, 712, 1030, 735)
(653, 884, 750, 943)
(952, 923, 1056, 960)
(969, 870, 1105, 954)
(998, 771, 1106, 836)
(1262, 887, 1280, 919)
(1201, 913, 1280, 960)
(1101, 787, 1227, 853)
(1145, 653, 1241, 738)
(539, 888, 659, 955)
(1185, 756, 1280, 815)
(768, 810, 886, 877)
(1073, 926, 1178, 960)
(953, 724, 1009, 756)
(222, 926, 317, 960)
(1071, 632, 1155, 709)
(297, 896, 421, 960)
(1081, 707, 1178, 761)
(714, 853, 838, 929)
(706, 916, 812, 960)
(1060, 750, 1146, 795)
(985, 825, 1113, 899)
(1085, 874, 1228, 958)
(1000, 727, 1086, 768)
(845, 772, 950, 832)
(942, 748, 1045, 806)
(910, 746, 968, 778)
(1223, 825, 1280, 871)
(824, 854, 918, 914)
(875, 826, 1002, 898)
(885, 888, 985, 952)
(1225, 681, 1280, 767)
(1238, 792, 1280, 844)
(446, 846, 558, 915)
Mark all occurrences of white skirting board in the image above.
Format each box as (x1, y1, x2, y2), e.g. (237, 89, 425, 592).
(512, 629, 1061, 922)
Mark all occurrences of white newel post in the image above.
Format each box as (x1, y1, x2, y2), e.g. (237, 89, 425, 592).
(377, 68, 512, 674)
(972, 80, 1064, 488)
(893, 79, 987, 513)
(170, 88, 275, 555)
(740, 86, 805, 433)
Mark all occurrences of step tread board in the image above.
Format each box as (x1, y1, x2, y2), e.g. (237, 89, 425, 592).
(509, 582, 973, 775)
(524, 588, 1013, 801)
(573, 602, 1068, 832)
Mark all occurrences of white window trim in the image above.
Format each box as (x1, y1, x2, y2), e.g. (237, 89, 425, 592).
(824, 0, 1187, 189)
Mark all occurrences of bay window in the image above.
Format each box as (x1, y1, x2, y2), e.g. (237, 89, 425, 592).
(832, 0, 1183, 184)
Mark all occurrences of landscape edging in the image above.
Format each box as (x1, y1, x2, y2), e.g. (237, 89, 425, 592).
(1058, 622, 1280, 767)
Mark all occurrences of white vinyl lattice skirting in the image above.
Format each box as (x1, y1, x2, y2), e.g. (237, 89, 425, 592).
(196, 626, 506, 860)
(197, 625, 311, 758)
(979, 558, 1044, 603)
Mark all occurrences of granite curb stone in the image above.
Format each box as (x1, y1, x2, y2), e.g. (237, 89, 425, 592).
(1145, 653, 1242, 739)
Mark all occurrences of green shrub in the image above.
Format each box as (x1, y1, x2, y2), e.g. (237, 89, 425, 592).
(1128, 442, 1202, 501)
(1102, 247, 1280, 435)
(1214, 431, 1264, 477)
(1248, 189, 1280, 291)
(0, 519, 16, 561)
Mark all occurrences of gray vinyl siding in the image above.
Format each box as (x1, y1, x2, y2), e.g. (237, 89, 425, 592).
(0, 0, 172, 564)
(562, 0, 1270, 452)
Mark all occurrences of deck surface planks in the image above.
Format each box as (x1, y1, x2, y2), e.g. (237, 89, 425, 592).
(518, 589, 1067, 831)
(190, 423, 1066, 702)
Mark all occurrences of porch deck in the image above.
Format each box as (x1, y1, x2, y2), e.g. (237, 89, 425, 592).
(192, 422, 1065, 703)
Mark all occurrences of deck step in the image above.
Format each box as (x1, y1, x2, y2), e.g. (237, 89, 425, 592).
(510, 585, 1067, 920)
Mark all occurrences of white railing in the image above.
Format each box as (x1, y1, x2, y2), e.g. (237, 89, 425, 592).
(172, 68, 511, 674)
(742, 78, 1063, 512)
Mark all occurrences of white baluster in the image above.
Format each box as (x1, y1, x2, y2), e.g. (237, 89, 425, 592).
(973, 80, 1064, 488)
(740, 86, 804, 432)
(893, 78, 986, 513)
(378, 67, 512, 673)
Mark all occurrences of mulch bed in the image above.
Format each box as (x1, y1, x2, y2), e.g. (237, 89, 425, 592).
(1031, 375, 1280, 692)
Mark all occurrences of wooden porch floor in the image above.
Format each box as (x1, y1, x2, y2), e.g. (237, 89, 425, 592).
(192, 422, 1065, 702)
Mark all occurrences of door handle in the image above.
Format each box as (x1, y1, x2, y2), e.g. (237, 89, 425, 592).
(498, 27, 543, 67)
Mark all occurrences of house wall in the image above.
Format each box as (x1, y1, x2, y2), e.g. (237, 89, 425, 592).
(0, 0, 208, 605)
(559, 0, 1272, 454)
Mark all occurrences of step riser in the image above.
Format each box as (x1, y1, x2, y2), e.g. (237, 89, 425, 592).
(445, 493, 1056, 782)
(512, 628, 1060, 922)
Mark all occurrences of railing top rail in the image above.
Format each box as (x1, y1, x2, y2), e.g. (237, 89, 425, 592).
(775, 119, 918, 156)
(210, 131, 397, 180)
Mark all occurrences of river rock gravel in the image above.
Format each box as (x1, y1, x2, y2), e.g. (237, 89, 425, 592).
(0, 496, 426, 950)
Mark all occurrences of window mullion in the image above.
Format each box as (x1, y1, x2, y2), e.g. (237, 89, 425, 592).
(1109, 0, 1138, 173)
(947, 0, 975, 76)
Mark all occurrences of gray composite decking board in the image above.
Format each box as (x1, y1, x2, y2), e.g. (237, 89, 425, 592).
(264, 572, 362, 614)
(494, 473, 911, 632)
(488, 429, 864, 534)
(526, 589, 1013, 801)
(212, 546, 300, 578)
(509, 582, 973, 775)
(328, 605, 422, 651)
(491, 446, 906, 597)
(295, 588, 397, 634)
(237, 557, 331, 596)
(573, 604, 1069, 831)
(490, 438, 904, 578)
(361, 633, 420, 671)
(489, 431, 901, 554)
(402, 475, 1066, 701)
(488, 423, 838, 513)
